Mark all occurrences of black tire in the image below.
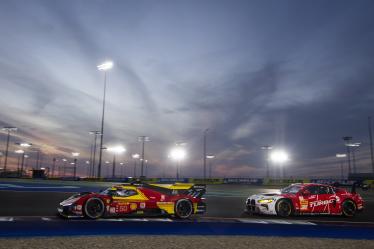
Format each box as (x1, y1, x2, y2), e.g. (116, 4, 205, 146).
(342, 199, 357, 217)
(84, 198, 105, 219)
(276, 199, 293, 217)
(175, 199, 193, 219)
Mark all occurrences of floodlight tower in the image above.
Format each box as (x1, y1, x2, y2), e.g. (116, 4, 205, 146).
(97, 61, 113, 178)
(342, 136, 353, 174)
(336, 154, 347, 179)
(261, 145, 273, 178)
(138, 136, 150, 178)
(1, 127, 17, 172)
(107, 146, 126, 178)
(270, 150, 289, 179)
(169, 146, 187, 179)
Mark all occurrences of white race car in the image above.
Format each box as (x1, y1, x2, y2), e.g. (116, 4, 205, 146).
(246, 183, 364, 217)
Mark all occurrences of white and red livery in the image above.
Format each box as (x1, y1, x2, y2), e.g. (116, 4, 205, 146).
(246, 183, 364, 217)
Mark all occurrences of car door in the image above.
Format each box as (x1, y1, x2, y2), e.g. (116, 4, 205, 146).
(111, 188, 149, 214)
(310, 185, 335, 214)
(301, 185, 319, 213)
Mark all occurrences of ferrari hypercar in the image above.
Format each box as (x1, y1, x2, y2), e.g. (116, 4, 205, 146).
(58, 182, 206, 219)
(246, 183, 364, 217)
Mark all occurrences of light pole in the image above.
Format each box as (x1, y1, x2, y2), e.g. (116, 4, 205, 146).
(369, 117, 374, 173)
(23, 155, 29, 174)
(62, 158, 67, 177)
(52, 158, 56, 177)
(342, 136, 353, 175)
(1, 127, 17, 172)
(119, 162, 125, 177)
(72, 152, 80, 178)
(336, 154, 347, 179)
(14, 150, 24, 175)
(206, 155, 215, 178)
(85, 161, 90, 177)
(203, 128, 209, 180)
(138, 136, 150, 178)
(105, 161, 111, 177)
(15, 143, 32, 177)
(261, 145, 273, 178)
(107, 146, 126, 178)
(89, 131, 101, 178)
(97, 61, 113, 178)
(132, 154, 140, 177)
(346, 142, 361, 174)
(270, 150, 289, 179)
(169, 147, 187, 179)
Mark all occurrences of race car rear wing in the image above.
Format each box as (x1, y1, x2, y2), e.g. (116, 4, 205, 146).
(332, 181, 369, 193)
(187, 184, 206, 198)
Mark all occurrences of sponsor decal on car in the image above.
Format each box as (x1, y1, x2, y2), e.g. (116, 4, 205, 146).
(130, 203, 137, 210)
(140, 202, 146, 209)
(300, 199, 309, 210)
(309, 199, 334, 208)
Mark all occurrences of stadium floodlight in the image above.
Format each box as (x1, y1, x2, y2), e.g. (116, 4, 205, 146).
(336, 154, 347, 158)
(346, 142, 361, 147)
(169, 147, 187, 179)
(72, 152, 80, 157)
(14, 150, 24, 154)
(132, 154, 140, 159)
(107, 146, 126, 178)
(107, 146, 126, 154)
(206, 155, 215, 159)
(169, 148, 187, 161)
(97, 61, 113, 71)
(270, 150, 289, 179)
(270, 150, 289, 164)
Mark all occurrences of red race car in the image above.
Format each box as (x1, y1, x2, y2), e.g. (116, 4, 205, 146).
(246, 183, 364, 217)
(58, 182, 206, 219)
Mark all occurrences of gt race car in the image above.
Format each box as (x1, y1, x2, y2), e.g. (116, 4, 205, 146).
(246, 183, 364, 217)
(58, 182, 206, 219)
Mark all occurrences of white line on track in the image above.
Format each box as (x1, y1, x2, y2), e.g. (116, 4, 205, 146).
(236, 218, 268, 224)
(0, 217, 14, 222)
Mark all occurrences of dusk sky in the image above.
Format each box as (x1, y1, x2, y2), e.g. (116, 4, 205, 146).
(1, 0, 374, 178)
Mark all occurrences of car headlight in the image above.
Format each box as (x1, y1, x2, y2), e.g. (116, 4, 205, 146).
(258, 199, 273, 204)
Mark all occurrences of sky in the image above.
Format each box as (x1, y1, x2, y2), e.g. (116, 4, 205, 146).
(0, 0, 374, 178)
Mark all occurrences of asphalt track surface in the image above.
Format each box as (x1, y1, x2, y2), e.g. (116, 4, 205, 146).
(0, 180, 373, 223)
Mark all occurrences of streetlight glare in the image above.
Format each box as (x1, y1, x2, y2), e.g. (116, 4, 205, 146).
(270, 150, 289, 164)
(132, 154, 140, 159)
(19, 143, 32, 147)
(97, 61, 113, 71)
(15, 150, 24, 154)
(72, 152, 80, 157)
(346, 142, 361, 147)
(169, 148, 187, 161)
(206, 155, 215, 159)
(107, 146, 126, 154)
(336, 154, 347, 158)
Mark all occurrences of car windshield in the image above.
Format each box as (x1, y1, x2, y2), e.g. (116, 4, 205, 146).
(281, 185, 302, 194)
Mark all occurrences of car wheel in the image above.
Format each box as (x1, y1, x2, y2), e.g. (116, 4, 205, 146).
(84, 198, 105, 219)
(342, 199, 356, 217)
(276, 199, 293, 217)
(175, 199, 193, 219)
